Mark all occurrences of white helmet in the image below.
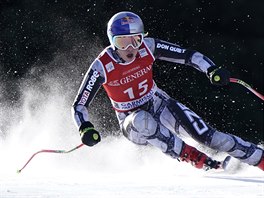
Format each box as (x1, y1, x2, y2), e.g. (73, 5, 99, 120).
(107, 11, 145, 48)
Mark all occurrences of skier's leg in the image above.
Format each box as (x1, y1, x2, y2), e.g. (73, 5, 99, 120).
(210, 131, 264, 170)
(163, 99, 264, 170)
(121, 109, 222, 170)
(121, 109, 182, 156)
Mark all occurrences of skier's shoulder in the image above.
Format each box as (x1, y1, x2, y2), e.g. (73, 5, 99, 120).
(88, 47, 112, 76)
(143, 37, 155, 53)
(97, 46, 112, 59)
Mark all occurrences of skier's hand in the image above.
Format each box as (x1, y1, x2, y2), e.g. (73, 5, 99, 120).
(79, 121, 101, 146)
(207, 66, 230, 86)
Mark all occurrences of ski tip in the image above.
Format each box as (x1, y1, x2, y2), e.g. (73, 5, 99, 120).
(222, 156, 231, 170)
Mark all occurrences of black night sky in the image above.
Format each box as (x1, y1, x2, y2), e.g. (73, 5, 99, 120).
(0, 0, 263, 143)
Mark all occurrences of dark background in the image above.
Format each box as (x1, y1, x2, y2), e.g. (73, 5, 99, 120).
(0, 0, 263, 143)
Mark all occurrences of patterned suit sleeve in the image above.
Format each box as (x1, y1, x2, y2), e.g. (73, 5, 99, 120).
(72, 59, 106, 128)
(145, 37, 215, 73)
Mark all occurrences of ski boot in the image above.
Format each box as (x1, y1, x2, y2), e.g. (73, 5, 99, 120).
(256, 154, 264, 171)
(179, 143, 223, 171)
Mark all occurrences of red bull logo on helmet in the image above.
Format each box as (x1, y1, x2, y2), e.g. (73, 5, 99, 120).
(121, 16, 135, 25)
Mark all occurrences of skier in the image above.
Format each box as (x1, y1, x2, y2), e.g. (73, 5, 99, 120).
(72, 11, 264, 171)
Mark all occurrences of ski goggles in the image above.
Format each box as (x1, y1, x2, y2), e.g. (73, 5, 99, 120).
(112, 33, 143, 50)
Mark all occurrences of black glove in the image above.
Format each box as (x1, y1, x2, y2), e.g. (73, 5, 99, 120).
(207, 66, 230, 86)
(79, 121, 101, 146)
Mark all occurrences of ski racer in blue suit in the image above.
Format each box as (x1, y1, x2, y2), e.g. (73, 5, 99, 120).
(72, 11, 264, 171)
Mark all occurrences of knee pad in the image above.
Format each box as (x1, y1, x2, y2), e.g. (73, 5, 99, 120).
(121, 110, 157, 145)
(122, 110, 184, 157)
(131, 110, 157, 137)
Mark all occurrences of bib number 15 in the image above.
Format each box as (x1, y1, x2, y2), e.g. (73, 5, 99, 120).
(123, 79, 148, 99)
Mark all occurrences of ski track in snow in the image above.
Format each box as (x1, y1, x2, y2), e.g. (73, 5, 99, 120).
(1, 136, 264, 198)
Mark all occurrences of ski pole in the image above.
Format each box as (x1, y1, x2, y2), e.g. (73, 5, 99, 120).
(17, 143, 84, 173)
(230, 78, 264, 101)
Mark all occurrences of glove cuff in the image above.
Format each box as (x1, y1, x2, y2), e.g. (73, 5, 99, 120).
(79, 121, 94, 132)
(206, 66, 218, 77)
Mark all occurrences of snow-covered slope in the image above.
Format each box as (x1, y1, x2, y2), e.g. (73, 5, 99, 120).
(1, 136, 263, 198)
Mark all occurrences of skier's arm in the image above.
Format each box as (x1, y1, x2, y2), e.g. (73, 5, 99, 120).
(144, 38, 230, 86)
(72, 59, 106, 146)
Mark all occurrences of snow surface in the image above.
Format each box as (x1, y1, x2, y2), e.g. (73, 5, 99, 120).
(1, 136, 264, 198)
(0, 73, 263, 198)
